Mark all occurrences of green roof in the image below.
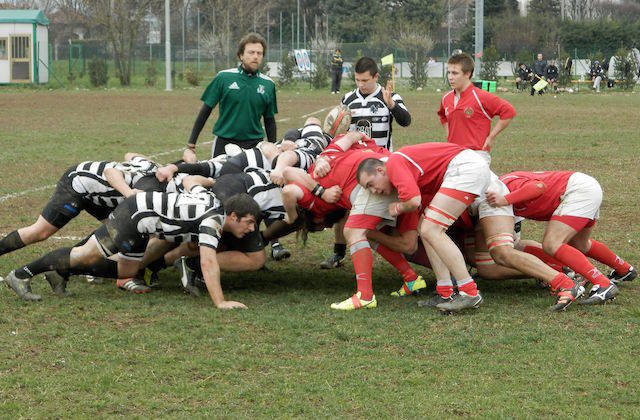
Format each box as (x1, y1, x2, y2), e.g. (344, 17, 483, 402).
(0, 10, 49, 26)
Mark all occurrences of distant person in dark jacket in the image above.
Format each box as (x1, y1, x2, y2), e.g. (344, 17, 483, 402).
(330, 49, 344, 94)
(590, 60, 604, 93)
(516, 62, 532, 91)
(545, 60, 559, 92)
(531, 53, 547, 96)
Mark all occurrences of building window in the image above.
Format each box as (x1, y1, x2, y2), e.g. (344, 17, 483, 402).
(0, 38, 7, 60)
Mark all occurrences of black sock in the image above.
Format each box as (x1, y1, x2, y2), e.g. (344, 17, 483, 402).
(146, 256, 167, 273)
(69, 259, 118, 279)
(0, 230, 25, 256)
(334, 243, 346, 257)
(15, 247, 72, 279)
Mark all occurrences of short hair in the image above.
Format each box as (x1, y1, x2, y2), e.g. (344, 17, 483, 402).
(448, 53, 475, 77)
(356, 158, 385, 183)
(354, 57, 378, 76)
(237, 33, 266, 58)
(224, 193, 261, 222)
(282, 128, 301, 141)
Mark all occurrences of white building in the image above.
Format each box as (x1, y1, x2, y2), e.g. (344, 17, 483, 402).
(0, 10, 49, 84)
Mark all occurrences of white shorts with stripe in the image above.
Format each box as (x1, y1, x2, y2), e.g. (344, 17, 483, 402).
(553, 172, 602, 220)
(440, 149, 491, 197)
(469, 172, 514, 219)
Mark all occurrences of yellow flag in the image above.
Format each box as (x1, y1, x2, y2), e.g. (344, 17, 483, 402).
(533, 78, 548, 91)
(381, 54, 394, 66)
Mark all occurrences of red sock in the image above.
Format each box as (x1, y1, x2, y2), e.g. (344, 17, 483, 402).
(553, 244, 610, 287)
(522, 245, 564, 271)
(374, 243, 417, 283)
(436, 285, 454, 298)
(350, 241, 374, 300)
(457, 277, 478, 296)
(549, 273, 574, 291)
(586, 239, 631, 274)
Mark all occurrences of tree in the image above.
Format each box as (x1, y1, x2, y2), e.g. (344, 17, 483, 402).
(479, 44, 499, 80)
(395, 30, 433, 89)
(528, 0, 560, 16)
(88, 0, 155, 86)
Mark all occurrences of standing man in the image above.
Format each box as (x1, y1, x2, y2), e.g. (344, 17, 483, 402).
(438, 53, 515, 166)
(320, 56, 412, 269)
(330, 48, 344, 94)
(531, 53, 547, 96)
(184, 33, 278, 161)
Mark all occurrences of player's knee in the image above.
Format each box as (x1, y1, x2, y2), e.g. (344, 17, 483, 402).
(542, 238, 560, 256)
(488, 246, 512, 267)
(344, 227, 367, 243)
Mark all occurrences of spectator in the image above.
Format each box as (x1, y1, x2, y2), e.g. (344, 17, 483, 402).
(531, 53, 547, 96)
(515, 62, 532, 91)
(590, 60, 604, 93)
(330, 48, 344, 94)
(545, 59, 559, 92)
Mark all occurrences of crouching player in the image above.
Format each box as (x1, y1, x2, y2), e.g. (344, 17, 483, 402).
(356, 142, 490, 312)
(487, 170, 635, 304)
(5, 187, 260, 309)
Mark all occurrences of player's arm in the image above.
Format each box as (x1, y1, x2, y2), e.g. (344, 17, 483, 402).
(183, 175, 215, 192)
(264, 116, 277, 143)
(382, 81, 411, 126)
(281, 184, 303, 224)
(386, 164, 422, 216)
(486, 180, 547, 207)
(366, 228, 418, 255)
(269, 151, 300, 186)
(104, 168, 139, 197)
(200, 245, 246, 309)
(388, 195, 422, 216)
(437, 101, 449, 137)
(331, 131, 365, 152)
(482, 93, 516, 150)
(184, 104, 213, 163)
(282, 167, 341, 204)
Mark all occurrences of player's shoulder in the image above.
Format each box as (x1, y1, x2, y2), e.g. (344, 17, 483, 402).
(341, 89, 358, 105)
(258, 72, 275, 85)
(214, 68, 240, 80)
(441, 89, 455, 101)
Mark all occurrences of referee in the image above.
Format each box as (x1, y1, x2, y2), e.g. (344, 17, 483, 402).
(183, 33, 278, 162)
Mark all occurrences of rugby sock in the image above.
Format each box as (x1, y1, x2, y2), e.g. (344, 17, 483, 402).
(334, 243, 347, 258)
(585, 239, 631, 274)
(457, 277, 478, 296)
(436, 277, 454, 299)
(350, 240, 374, 301)
(549, 273, 574, 291)
(373, 243, 417, 283)
(553, 244, 610, 287)
(146, 256, 167, 273)
(14, 247, 72, 279)
(522, 245, 564, 271)
(0, 230, 25, 256)
(69, 259, 118, 279)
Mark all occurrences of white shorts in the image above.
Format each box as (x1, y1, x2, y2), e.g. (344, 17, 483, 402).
(553, 172, 602, 220)
(347, 186, 398, 230)
(469, 172, 514, 219)
(475, 150, 491, 166)
(440, 149, 491, 197)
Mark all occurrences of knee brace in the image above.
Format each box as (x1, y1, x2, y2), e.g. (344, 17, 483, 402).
(486, 233, 515, 251)
(423, 205, 457, 229)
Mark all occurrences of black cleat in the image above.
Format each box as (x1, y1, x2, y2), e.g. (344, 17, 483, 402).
(174, 257, 201, 297)
(608, 266, 637, 284)
(551, 281, 581, 312)
(270, 243, 291, 261)
(45, 271, 69, 297)
(436, 292, 483, 313)
(417, 293, 453, 308)
(320, 253, 345, 269)
(579, 283, 619, 305)
(5, 270, 41, 301)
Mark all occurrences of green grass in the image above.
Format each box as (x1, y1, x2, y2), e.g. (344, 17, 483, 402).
(1, 88, 640, 417)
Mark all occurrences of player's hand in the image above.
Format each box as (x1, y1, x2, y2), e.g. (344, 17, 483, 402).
(156, 165, 177, 182)
(284, 211, 297, 225)
(126, 188, 142, 198)
(216, 300, 247, 310)
(183, 148, 197, 163)
(382, 80, 395, 109)
(482, 135, 495, 151)
(321, 185, 342, 203)
(313, 158, 331, 178)
(485, 191, 508, 207)
(270, 170, 285, 186)
(388, 201, 402, 217)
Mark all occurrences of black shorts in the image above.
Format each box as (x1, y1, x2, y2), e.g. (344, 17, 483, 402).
(41, 168, 88, 228)
(217, 229, 264, 253)
(94, 196, 148, 260)
(212, 136, 262, 158)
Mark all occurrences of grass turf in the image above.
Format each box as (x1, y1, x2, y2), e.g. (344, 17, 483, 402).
(1, 87, 639, 417)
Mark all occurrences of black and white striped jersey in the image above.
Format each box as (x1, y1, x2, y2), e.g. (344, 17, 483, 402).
(341, 85, 408, 150)
(292, 124, 331, 171)
(70, 156, 158, 208)
(131, 185, 224, 250)
(212, 171, 285, 222)
(226, 147, 273, 172)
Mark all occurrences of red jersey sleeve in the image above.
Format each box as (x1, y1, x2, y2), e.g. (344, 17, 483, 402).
(437, 100, 448, 125)
(386, 159, 421, 202)
(479, 90, 516, 120)
(505, 180, 546, 205)
(292, 182, 315, 209)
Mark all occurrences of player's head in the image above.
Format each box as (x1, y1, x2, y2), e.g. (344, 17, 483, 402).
(354, 57, 379, 94)
(282, 128, 301, 142)
(237, 33, 266, 72)
(537, 53, 543, 61)
(447, 53, 474, 89)
(518, 62, 525, 68)
(223, 193, 261, 238)
(356, 158, 393, 195)
(323, 104, 352, 137)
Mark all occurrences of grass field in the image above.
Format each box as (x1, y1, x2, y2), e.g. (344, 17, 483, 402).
(1, 87, 640, 417)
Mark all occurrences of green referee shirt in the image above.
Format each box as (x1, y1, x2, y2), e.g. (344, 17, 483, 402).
(200, 65, 278, 141)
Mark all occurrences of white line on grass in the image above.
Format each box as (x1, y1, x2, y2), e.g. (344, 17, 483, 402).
(0, 107, 328, 204)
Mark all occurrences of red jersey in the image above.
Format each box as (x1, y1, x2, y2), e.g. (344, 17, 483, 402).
(500, 171, 574, 220)
(296, 183, 342, 219)
(320, 133, 387, 157)
(437, 85, 515, 151)
(386, 142, 465, 202)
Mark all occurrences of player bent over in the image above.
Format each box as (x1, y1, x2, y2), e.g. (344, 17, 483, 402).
(5, 188, 259, 309)
(487, 171, 635, 304)
(356, 143, 490, 312)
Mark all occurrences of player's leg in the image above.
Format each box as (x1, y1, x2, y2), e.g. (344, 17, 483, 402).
(320, 216, 347, 269)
